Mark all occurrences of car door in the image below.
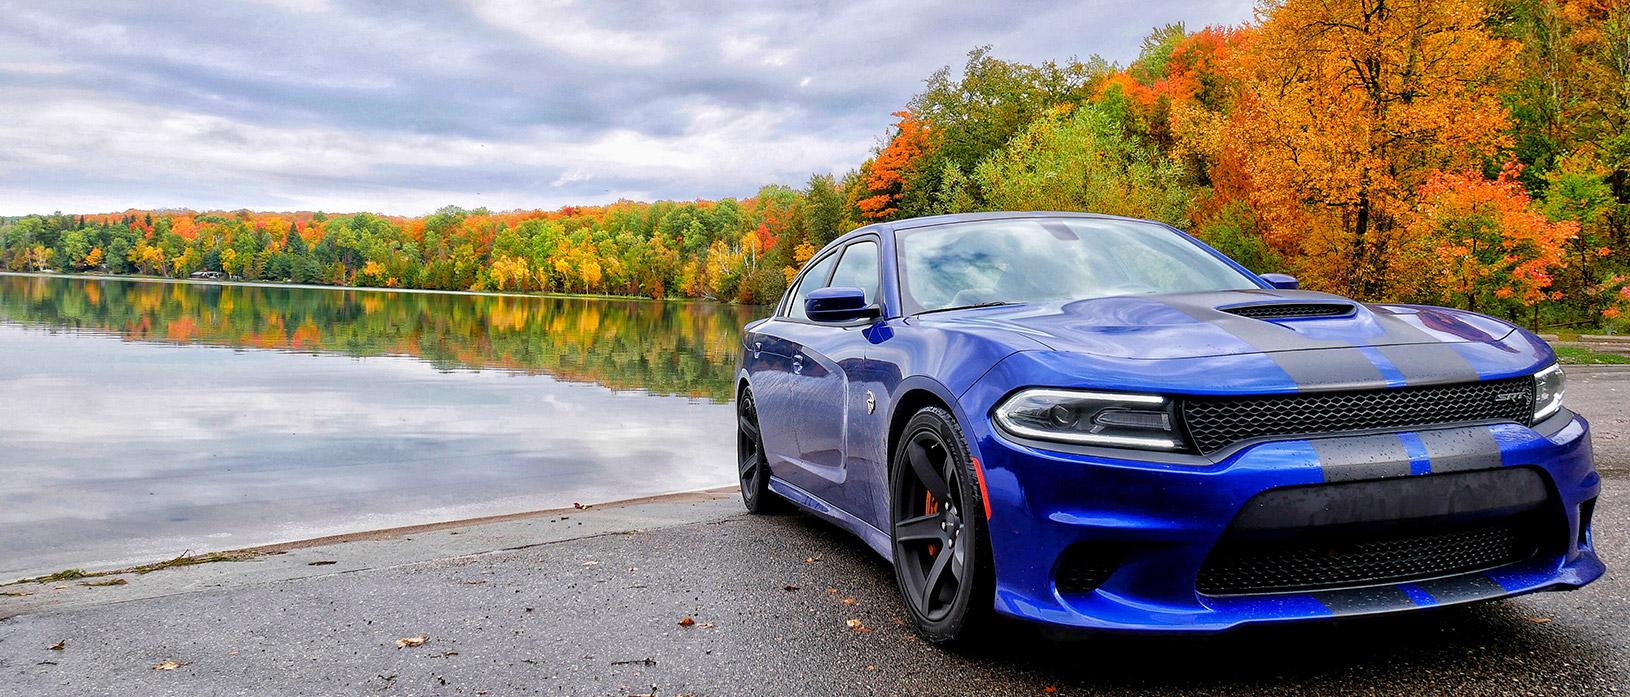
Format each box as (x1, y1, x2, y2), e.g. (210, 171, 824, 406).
(746, 250, 839, 483)
(749, 238, 880, 504)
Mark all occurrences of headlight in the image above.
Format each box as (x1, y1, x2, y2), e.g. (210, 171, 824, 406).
(993, 388, 1186, 450)
(1533, 363, 1566, 423)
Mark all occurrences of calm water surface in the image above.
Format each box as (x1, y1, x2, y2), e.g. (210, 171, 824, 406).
(0, 274, 764, 579)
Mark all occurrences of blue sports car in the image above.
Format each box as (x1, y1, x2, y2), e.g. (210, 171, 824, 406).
(735, 211, 1602, 643)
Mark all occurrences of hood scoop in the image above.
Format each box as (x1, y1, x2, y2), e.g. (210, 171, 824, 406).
(1220, 302, 1356, 320)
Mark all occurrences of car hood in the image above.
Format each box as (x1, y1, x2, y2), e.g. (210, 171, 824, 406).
(920, 289, 1519, 360)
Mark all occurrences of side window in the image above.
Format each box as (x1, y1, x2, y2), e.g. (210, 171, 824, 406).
(827, 240, 879, 304)
(785, 252, 839, 320)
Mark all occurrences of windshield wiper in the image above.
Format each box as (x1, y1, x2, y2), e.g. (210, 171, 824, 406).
(914, 301, 1019, 316)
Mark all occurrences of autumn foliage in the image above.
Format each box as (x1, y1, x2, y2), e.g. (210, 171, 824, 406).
(5, 0, 1630, 329)
(1410, 165, 1578, 315)
(1228, 0, 1517, 301)
(857, 111, 931, 220)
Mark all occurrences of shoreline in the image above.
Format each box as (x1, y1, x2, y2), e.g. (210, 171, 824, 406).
(0, 270, 761, 307)
(3, 486, 741, 587)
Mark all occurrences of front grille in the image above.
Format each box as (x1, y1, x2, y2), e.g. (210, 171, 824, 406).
(1221, 303, 1354, 319)
(1181, 377, 1534, 454)
(1196, 516, 1542, 596)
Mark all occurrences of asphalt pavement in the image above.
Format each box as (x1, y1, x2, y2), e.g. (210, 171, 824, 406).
(1, 367, 1627, 696)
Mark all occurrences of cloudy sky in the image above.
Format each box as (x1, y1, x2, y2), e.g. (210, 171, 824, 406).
(0, 0, 1253, 216)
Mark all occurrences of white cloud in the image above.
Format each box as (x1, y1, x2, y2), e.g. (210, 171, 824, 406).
(0, 87, 870, 214)
(463, 0, 668, 66)
(0, 0, 1258, 215)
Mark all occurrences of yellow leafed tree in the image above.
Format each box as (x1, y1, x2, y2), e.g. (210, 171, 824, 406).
(1229, 0, 1517, 300)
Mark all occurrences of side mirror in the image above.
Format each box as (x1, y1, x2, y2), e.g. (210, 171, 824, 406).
(806, 287, 880, 323)
(1259, 273, 1299, 290)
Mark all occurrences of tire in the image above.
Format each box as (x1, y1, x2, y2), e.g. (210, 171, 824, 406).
(737, 387, 788, 514)
(889, 406, 997, 645)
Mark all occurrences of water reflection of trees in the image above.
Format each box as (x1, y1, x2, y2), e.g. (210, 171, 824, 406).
(0, 275, 765, 402)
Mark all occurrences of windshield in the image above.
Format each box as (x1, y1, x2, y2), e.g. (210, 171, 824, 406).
(895, 218, 1261, 314)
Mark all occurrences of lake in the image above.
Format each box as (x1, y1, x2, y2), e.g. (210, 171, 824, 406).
(0, 273, 764, 579)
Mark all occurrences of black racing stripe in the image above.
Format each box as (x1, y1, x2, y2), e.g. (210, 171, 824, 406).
(1418, 427, 1502, 474)
(1376, 343, 1482, 385)
(1156, 294, 1386, 390)
(1261, 348, 1388, 390)
(1368, 310, 1481, 385)
(1312, 585, 1416, 615)
(1415, 573, 1508, 605)
(1311, 434, 1412, 482)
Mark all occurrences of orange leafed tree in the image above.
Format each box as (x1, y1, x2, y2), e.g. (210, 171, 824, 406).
(1228, 0, 1517, 300)
(858, 111, 931, 220)
(1409, 164, 1576, 315)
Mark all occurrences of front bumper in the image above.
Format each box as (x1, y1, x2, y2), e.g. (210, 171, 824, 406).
(969, 411, 1604, 632)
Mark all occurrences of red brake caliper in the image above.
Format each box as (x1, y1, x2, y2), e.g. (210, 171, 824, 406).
(925, 492, 940, 557)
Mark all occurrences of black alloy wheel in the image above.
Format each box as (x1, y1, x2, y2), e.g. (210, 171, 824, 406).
(737, 387, 786, 514)
(890, 406, 995, 644)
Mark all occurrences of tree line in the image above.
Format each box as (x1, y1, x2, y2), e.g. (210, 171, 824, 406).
(3, 0, 1627, 328)
(0, 274, 756, 401)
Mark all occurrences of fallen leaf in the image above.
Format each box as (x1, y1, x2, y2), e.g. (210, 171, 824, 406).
(1527, 617, 1553, 623)
(782, 585, 799, 592)
(827, 589, 837, 594)
(581, 561, 600, 567)
(151, 660, 191, 670)
(395, 636, 428, 648)
(49, 641, 64, 651)
(845, 619, 862, 628)
(308, 561, 337, 566)
(1044, 688, 1058, 694)
(677, 617, 695, 627)
(573, 502, 592, 510)
(804, 557, 820, 563)
(228, 651, 239, 656)
(840, 598, 856, 604)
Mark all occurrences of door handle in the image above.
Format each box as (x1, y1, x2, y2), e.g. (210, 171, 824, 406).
(791, 354, 804, 375)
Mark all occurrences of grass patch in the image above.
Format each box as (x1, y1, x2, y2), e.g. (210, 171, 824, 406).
(14, 569, 93, 584)
(1556, 346, 1630, 365)
(130, 551, 261, 574)
(83, 578, 128, 587)
(6, 550, 264, 585)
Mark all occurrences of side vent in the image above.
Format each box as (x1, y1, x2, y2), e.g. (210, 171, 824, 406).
(1221, 303, 1355, 320)
(1054, 543, 1126, 595)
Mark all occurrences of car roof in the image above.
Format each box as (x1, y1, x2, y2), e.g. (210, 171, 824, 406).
(821, 210, 1166, 253)
(886, 210, 1160, 230)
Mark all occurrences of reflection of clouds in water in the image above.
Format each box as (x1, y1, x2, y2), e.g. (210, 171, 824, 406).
(0, 326, 735, 577)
